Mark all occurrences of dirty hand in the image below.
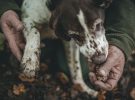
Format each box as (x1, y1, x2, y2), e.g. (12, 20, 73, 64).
(89, 45, 125, 90)
(0, 10, 25, 61)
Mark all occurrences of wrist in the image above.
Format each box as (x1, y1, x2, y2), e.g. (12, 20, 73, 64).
(109, 45, 126, 63)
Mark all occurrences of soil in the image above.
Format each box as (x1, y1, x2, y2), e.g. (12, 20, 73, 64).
(0, 43, 135, 100)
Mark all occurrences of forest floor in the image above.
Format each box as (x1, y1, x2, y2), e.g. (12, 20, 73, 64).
(0, 41, 135, 100)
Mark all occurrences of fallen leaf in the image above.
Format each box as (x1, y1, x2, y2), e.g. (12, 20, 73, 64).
(72, 84, 83, 92)
(57, 72, 69, 84)
(98, 90, 106, 100)
(40, 63, 48, 72)
(19, 73, 35, 82)
(13, 84, 26, 96)
(130, 88, 135, 100)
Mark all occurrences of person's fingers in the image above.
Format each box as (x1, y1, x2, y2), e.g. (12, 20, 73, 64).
(15, 31, 25, 50)
(109, 64, 124, 83)
(9, 16, 24, 32)
(1, 10, 24, 32)
(94, 68, 119, 90)
(2, 24, 22, 61)
(97, 47, 120, 77)
(89, 72, 97, 84)
(110, 67, 123, 79)
(91, 46, 125, 91)
(94, 80, 114, 91)
(95, 64, 124, 91)
(95, 66, 120, 90)
(97, 58, 116, 78)
(6, 10, 24, 32)
(19, 43, 25, 50)
(94, 72, 118, 90)
(8, 37, 22, 61)
(0, 10, 24, 61)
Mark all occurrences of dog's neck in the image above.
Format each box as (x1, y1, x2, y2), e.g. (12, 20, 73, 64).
(46, 0, 62, 11)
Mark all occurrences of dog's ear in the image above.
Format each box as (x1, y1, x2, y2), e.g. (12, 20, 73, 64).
(94, 0, 112, 8)
(49, 8, 71, 41)
(49, 8, 61, 29)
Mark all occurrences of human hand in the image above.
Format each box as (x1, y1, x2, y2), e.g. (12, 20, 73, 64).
(0, 10, 25, 61)
(89, 45, 125, 90)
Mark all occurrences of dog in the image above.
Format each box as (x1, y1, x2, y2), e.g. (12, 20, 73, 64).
(21, 0, 112, 97)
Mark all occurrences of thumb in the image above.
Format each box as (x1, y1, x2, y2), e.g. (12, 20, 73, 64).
(9, 13, 24, 32)
(89, 72, 98, 84)
(97, 46, 121, 77)
(97, 56, 118, 77)
(3, 24, 22, 61)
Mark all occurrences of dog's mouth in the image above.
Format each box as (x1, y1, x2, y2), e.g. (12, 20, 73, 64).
(69, 34, 85, 46)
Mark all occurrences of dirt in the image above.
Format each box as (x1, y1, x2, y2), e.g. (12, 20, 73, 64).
(0, 43, 135, 100)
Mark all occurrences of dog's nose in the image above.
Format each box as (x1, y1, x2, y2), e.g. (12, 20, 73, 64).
(91, 54, 107, 64)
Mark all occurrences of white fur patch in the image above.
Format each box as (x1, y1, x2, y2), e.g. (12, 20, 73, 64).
(22, 0, 51, 24)
(77, 10, 89, 34)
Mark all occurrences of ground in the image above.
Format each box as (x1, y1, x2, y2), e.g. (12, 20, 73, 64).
(0, 40, 135, 100)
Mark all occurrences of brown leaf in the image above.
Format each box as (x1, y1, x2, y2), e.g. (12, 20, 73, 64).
(57, 72, 69, 84)
(13, 84, 26, 95)
(40, 63, 48, 72)
(18, 73, 35, 82)
(72, 84, 83, 92)
(130, 88, 135, 100)
(98, 90, 106, 100)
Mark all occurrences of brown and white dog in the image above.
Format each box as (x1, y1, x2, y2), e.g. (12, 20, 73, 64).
(21, 0, 112, 97)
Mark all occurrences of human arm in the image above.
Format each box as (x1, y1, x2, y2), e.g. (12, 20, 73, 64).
(90, 0, 135, 90)
(90, 45, 125, 90)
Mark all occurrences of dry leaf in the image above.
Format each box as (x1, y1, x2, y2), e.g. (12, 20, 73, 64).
(72, 84, 83, 92)
(40, 63, 48, 72)
(19, 73, 35, 82)
(13, 84, 26, 95)
(57, 72, 69, 84)
(130, 88, 135, 100)
(98, 90, 106, 100)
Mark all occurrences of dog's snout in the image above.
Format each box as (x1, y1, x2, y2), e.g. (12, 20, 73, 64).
(92, 53, 107, 64)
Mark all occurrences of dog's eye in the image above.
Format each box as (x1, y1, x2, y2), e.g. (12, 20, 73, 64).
(93, 0, 112, 8)
(93, 0, 105, 7)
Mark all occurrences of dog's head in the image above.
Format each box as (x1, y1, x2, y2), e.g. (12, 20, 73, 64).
(50, 0, 112, 64)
